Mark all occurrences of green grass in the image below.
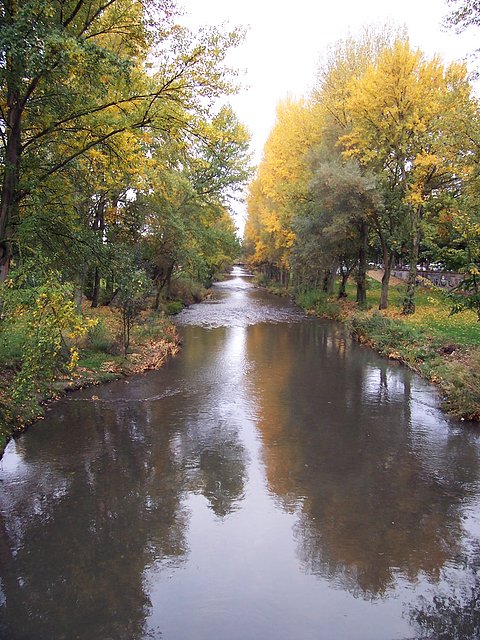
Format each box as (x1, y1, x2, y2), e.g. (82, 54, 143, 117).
(77, 350, 124, 371)
(344, 277, 480, 346)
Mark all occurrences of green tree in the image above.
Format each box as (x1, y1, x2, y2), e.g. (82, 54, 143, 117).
(0, 0, 244, 281)
(306, 154, 382, 304)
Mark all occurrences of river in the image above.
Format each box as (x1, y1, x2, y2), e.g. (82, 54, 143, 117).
(1, 267, 480, 639)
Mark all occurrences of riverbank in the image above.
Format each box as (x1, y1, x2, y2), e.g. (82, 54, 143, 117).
(0, 304, 181, 458)
(289, 274, 480, 422)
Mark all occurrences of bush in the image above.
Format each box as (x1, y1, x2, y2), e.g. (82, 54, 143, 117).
(165, 300, 183, 315)
(294, 287, 342, 319)
(254, 272, 271, 287)
(0, 265, 95, 421)
(294, 287, 325, 311)
(169, 275, 206, 304)
(85, 318, 117, 353)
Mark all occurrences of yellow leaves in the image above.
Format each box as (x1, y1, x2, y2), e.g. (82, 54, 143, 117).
(67, 348, 80, 373)
(414, 153, 439, 169)
(339, 36, 474, 217)
(245, 97, 321, 268)
(406, 152, 440, 205)
(343, 40, 434, 154)
(261, 97, 322, 195)
(284, 230, 296, 249)
(246, 30, 479, 289)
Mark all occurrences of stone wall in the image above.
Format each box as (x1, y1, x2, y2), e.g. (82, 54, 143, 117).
(392, 269, 465, 290)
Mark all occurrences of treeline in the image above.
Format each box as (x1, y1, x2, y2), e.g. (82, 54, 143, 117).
(0, 0, 251, 423)
(244, 23, 480, 317)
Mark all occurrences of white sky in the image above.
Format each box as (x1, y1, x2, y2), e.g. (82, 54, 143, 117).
(179, 0, 478, 230)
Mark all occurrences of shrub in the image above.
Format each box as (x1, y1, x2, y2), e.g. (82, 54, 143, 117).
(294, 287, 342, 319)
(85, 319, 117, 353)
(165, 300, 183, 315)
(0, 265, 95, 418)
(170, 275, 206, 304)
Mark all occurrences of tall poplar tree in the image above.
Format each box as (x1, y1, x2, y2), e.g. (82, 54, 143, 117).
(342, 39, 473, 313)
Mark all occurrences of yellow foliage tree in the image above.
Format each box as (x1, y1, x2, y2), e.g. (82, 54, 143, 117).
(244, 97, 322, 283)
(341, 39, 475, 313)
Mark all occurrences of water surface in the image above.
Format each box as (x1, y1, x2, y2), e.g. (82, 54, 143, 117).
(1, 267, 480, 639)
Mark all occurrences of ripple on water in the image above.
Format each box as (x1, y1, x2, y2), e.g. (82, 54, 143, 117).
(175, 272, 305, 329)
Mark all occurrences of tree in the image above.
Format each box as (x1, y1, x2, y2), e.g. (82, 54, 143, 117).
(244, 97, 321, 284)
(0, 0, 244, 281)
(129, 103, 249, 305)
(341, 39, 473, 313)
(306, 153, 382, 304)
(310, 28, 400, 309)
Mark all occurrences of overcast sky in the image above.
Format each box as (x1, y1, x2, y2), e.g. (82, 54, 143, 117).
(179, 0, 478, 230)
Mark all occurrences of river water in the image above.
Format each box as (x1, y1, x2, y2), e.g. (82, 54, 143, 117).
(1, 267, 480, 639)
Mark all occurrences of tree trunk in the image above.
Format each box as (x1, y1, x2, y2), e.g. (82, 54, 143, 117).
(326, 264, 336, 294)
(104, 287, 119, 306)
(338, 272, 349, 298)
(91, 199, 106, 308)
(0, 1, 24, 282)
(154, 280, 162, 311)
(0, 97, 21, 283)
(73, 267, 87, 311)
(103, 272, 115, 305)
(356, 219, 368, 308)
(91, 267, 101, 307)
(402, 206, 422, 315)
(379, 249, 394, 310)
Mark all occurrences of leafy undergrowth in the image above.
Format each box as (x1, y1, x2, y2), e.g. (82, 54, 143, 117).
(294, 278, 480, 422)
(0, 304, 180, 455)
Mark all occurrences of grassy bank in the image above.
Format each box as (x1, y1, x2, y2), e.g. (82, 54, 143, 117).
(293, 276, 480, 422)
(0, 299, 187, 456)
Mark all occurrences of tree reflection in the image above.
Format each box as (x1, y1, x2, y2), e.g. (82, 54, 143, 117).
(170, 325, 249, 518)
(0, 322, 250, 638)
(190, 438, 246, 517)
(409, 548, 480, 639)
(247, 320, 480, 599)
(0, 397, 188, 640)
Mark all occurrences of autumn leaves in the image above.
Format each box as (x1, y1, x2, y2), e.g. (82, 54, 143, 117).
(245, 32, 480, 314)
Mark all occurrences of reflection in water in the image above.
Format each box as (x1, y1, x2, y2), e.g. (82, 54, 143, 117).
(408, 545, 480, 639)
(0, 395, 190, 640)
(172, 326, 250, 518)
(247, 321, 480, 598)
(1, 268, 480, 639)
